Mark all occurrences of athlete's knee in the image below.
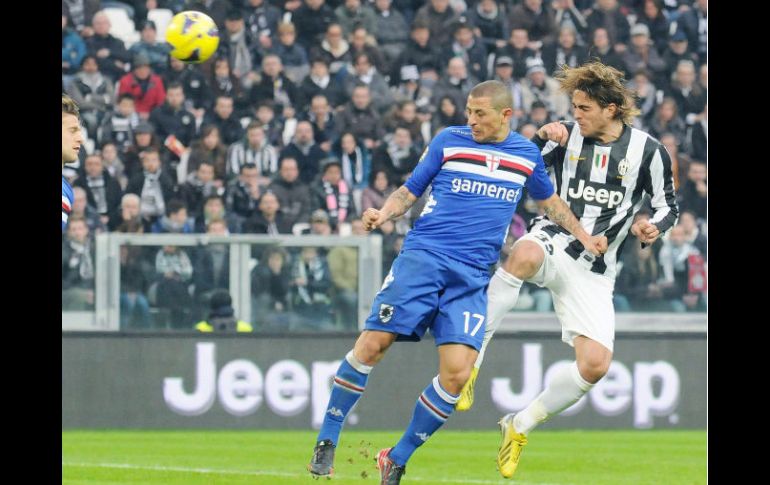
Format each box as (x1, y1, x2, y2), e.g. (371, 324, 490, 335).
(577, 353, 612, 383)
(353, 331, 394, 366)
(438, 367, 472, 395)
(504, 241, 545, 280)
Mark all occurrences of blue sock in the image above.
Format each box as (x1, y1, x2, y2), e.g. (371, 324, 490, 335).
(389, 376, 458, 466)
(317, 350, 372, 445)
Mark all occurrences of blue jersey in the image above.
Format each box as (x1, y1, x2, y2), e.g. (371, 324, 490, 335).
(62, 176, 74, 232)
(403, 126, 554, 269)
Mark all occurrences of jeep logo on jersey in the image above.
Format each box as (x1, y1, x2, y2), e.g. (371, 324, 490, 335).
(485, 153, 501, 172)
(567, 179, 626, 209)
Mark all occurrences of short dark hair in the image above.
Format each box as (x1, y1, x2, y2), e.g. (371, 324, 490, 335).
(166, 199, 187, 216)
(240, 162, 258, 173)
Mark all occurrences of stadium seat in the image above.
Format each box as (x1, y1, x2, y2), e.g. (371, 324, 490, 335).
(147, 8, 174, 42)
(103, 7, 141, 49)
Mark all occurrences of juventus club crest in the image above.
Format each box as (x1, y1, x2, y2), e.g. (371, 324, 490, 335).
(618, 158, 630, 177)
(379, 304, 394, 323)
(485, 153, 501, 172)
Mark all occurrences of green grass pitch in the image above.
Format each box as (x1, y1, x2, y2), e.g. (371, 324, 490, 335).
(62, 430, 706, 484)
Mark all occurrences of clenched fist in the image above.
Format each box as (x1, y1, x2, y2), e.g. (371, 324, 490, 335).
(362, 208, 389, 232)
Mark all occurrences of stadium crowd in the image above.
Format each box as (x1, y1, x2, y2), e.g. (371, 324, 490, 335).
(62, 0, 707, 329)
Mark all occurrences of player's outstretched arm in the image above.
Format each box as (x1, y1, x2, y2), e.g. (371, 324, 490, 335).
(537, 193, 608, 256)
(362, 186, 418, 231)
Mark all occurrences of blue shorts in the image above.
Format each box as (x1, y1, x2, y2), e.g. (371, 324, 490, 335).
(364, 249, 490, 350)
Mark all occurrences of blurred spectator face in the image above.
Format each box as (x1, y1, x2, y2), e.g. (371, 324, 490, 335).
(375, 0, 391, 11)
(354, 55, 372, 76)
(430, 0, 449, 13)
(525, 0, 541, 9)
(141, 151, 161, 173)
(323, 164, 342, 184)
(102, 143, 118, 162)
(247, 126, 266, 147)
(134, 63, 151, 80)
(679, 212, 697, 235)
(207, 219, 228, 235)
(92, 12, 110, 36)
(311, 96, 330, 117)
(400, 102, 416, 122)
(163, 245, 178, 254)
(447, 58, 467, 79)
(311, 218, 332, 235)
(326, 25, 343, 48)
(240, 166, 259, 186)
(85, 154, 104, 177)
(294, 122, 315, 144)
(257, 105, 274, 123)
(669, 225, 686, 246)
(633, 71, 650, 89)
(519, 123, 537, 139)
(170, 56, 185, 71)
(73, 187, 88, 214)
(249, 0, 265, 6)
(141, 23, 157, 43)
(454, 26, 473, 47)
(307, 0, 325, 10)
(529, 69, 545, 85)
(214, 58, 230, 77)
(198, 163, 215, 183)
(658, 100, 676, 121)
(631, 32, 650, 49)
(598, 0, 618, 11)
(121, 195, 140, 220)
(345, 0, 361, 10)
(675, 61, 696, 87)
(259, 192, 280, 216)
(531, 106, 548, 123)
(204, 197, 225, 218)
(393, 127, 411, 148)
(311, 60, 329, 78)
(373, 170, 388, 191)
(203, 127, 221, 149)
(660, 133, 678, 155)
(558, 27, 576, 49)
(352, 87, 371, 109)
(351, 219, 367, 235)
(479, 0, 496, 14)
(68, 219, 89, 243)
(214, 97, 234, 119)
(643, 0, 660, 18)
(167, 86, 185, 109)
(592, 28, 609, 49)
(440, 97, 456, 116)
(117, 96, 135, 116)
(301, 246, 318, 262)
(511, 29, 528, 49)
(351, 28, 368, 49)
(670, 37, 688, 54)
(82, 56, 99, 73)
(411, 27, 430, 46)
(279, 158, 300, 183)
(267, 251, 285, 273)
(225, 16, 244, 35)
(135, 132, 152, 147)
(341, 133, 357, 153)
(495, 62, 514, 81)
(688, 163, 706, 183)
(278, 26, 296, 46)
(170, 207, 188, 225)
(262, 55, 283, 77)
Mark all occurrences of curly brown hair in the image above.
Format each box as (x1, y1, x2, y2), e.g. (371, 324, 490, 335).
(555, 61, 639, 125)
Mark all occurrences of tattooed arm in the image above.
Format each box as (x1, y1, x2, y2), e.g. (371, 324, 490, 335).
(537, 193, 608, 256)
(362, 186, 418, 231)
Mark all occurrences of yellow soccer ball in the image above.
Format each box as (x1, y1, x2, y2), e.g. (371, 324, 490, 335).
(165, 11, 219, 64)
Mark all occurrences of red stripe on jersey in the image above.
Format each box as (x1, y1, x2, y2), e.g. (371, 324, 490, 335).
(62, 201, 71, 213)
(442, 153, 533, 175)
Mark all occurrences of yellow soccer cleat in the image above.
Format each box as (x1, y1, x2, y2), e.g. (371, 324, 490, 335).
(455, 367, 479, 411)
(497, 414, 528, 479)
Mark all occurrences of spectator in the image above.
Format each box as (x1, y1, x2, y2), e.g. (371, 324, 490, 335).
(372, 0, 410, 69)
(290, 246, 334, 328)
(298, 58, 347, 110)
(333, 132, 371, 204)
(614, 235, 669, 311)
(224, 163, 263, 224)
(268, 157, 313, 229)
(115, 192, 141, 229)
(431, 57, 478, 116)
(270, 22, 310, 84)
(115, 218, 152, 329)
(309, 23, 352, 76)
(491, 56, 526, 128)
(65, 55, 115, 139)
(636, 0, 670, 55)
(327, 219, 367, 329)
(70, 185, 106, 234)
(649, 97, 687, 142)
(678, 210, 707, 259)
(182, 124, 228, 183)
(191, 219, 232, 319)
(85, 11, 130, 82)
(206, 56, 247, 115)
(494, 28, 537, 81)
(243, 190, 293, 234)
(292, 0, 337, 50)
(521, 58, 571, 120)
(122, 122, 166, 181)
(431, 95, 466, 135)
(659, 132, 690, 190)
(348, 26, 388, 78)
(666, 60, 707, 125)
(657, 225, 706, 312)
(164, 56, 213, 115)
(253, 101, 285, 149)
(686, 103, 707, 162)
(677, 0, 707, 63)
(360, 169, 395, 212)
(180, 161, 220, 223)
(227, 121, 279, 185)
(280, 120, 328, 184)
(440, 20, 488, 82)
(129, 20, 171, 75)
(302, 94, 337, 153)
(343, 52, 394, 114)
(382, 100, 423, 148)
(622, 23, 667, 87)
(126, 148, 177, 231)
(117, 54, 166, 119)
(413, 0, 459, 47)
(187, 0, 231, 29)
(100, 141, 128, 190)
(63, 0, 100, 35)
(217, 9, 255, 84)
(194, 195, 242, 234)
(203, 95, 244, 145)
(62, 10, 87, 78)
(151, 199, 195, 234)
(148, 82, 197, 164)
(62, 216, 96, 311)
(586, 0, 631, 52)
(541, 25, 588, 76)
(627, 69, 658, 128)
(661, 30, 700, 88)
(251, 246, 293, 325)
(336, 86, 386, 151)
(677, 159, 707, 221)
(303, 208, 334, 235)
(466, 0, 510, 55)
(508, 0, 557, 49)
(335, 0, 378, 36)
(74, 152, 123, 231)
(550, 0, 589, 47)
(98, 94, 141, 152)
(311, 157, 357, 232)
(249, 55, 300, 113)
(586, 27, 626, 75)
(371, 126, 420, 184)
(390, 22, 441, 85)
(154, 244, 194, 328)
(194, 289, 253, 332)
(523, 100, 553, 129)
(243, 0, 282, 50)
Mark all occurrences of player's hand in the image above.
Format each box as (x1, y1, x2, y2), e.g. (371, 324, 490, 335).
(631, 220, 660, 244)
(536, 122, 570, 146)
(584, 235, 608, 257)
(362, 208, 389, 232)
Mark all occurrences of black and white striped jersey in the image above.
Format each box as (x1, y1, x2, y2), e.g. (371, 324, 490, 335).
(531, 121, 679, 278)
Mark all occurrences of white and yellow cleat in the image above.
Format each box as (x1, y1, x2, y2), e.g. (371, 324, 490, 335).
(497, 414, 528, 479)
(455, 367, 478, 411)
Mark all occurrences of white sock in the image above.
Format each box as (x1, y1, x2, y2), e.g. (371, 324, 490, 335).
(514, 362, 593, 435)
(474, 268, 523, 369)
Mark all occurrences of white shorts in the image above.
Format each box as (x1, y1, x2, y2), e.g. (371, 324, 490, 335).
(514, 227, 616, 352)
